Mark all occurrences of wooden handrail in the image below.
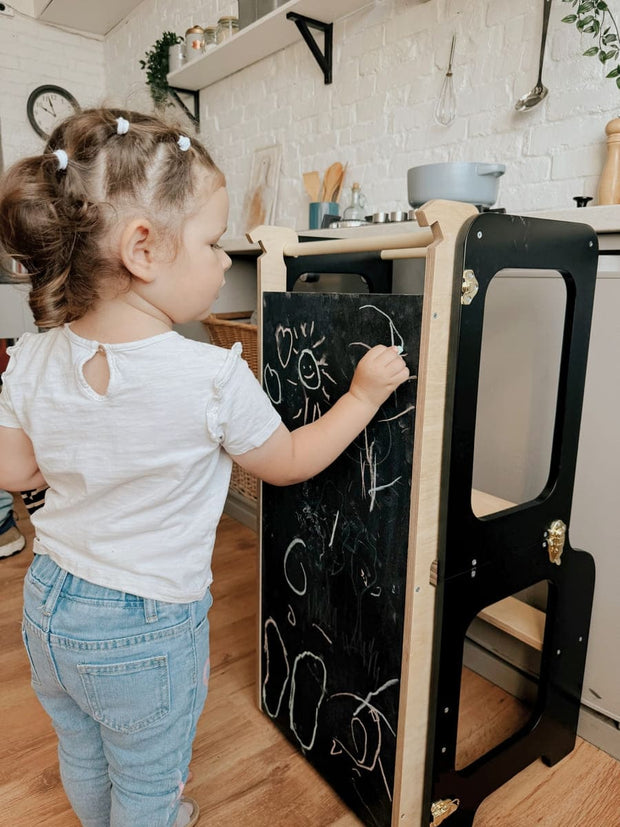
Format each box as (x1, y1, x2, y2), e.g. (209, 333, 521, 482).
(281, 228, 434, 258)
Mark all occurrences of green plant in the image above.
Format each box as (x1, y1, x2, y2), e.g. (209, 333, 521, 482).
(139, 31, 183, 108)
(561, 0, 620, 86)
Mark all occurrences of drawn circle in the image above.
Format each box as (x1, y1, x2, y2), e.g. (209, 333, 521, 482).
(262, 617, 290, 718)
(289, 652, 327, 751)
(263, 363, 282, 404)
(283, 538, 308, 595)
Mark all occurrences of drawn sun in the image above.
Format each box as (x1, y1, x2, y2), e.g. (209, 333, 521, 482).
(264, 321, 338, 424)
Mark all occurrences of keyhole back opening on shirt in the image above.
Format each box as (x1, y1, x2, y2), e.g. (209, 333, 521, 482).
(82, 346, 110, 395)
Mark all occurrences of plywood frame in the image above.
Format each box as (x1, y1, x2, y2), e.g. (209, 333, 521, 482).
(249, 200, 477, 826)
(248, 202, 598, 827)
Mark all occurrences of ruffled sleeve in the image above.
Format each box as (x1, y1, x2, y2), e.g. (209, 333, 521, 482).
(206, 342, 280, 454)
(0, 335, 27, 428)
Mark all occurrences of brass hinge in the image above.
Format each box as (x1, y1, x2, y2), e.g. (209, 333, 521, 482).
(431, 798, 460, 825)
(461, 269, 479, 305)
(545, 518, 566, 566)
(430, 559, 439, 587)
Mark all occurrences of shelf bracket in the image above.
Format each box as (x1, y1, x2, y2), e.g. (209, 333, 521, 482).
(286, 12, 333, 85)
(168, 87, 200, 129)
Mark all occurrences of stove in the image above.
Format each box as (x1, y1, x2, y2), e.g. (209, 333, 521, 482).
(322, 205, 505, 230)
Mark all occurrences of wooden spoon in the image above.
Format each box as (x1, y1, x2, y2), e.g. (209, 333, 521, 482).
(321, 162, 343, 202)
(303, 171, 321, 201)
(331, 162, 347, 203)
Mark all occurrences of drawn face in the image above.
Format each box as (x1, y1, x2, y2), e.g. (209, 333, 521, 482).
(263, 320, 336, 425)
(298, 348, 321, 389)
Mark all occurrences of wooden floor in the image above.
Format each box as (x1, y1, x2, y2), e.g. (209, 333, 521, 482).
(1, 503, 619, 826)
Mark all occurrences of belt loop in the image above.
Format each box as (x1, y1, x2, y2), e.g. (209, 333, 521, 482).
(144, 598, 158, 623)
(41, 567, 69, 618)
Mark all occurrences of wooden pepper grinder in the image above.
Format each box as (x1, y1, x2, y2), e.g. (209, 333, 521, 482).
(598, 117, 620, 204)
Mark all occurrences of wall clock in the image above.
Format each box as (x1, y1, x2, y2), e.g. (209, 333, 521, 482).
(26, 85, 80, 140)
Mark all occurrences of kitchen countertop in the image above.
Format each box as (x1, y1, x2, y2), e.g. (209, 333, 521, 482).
(222, 204, 620, 255)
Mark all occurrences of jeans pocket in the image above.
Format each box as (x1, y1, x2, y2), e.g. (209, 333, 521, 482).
(21, 624, 42, 686)
(78, 655, 170, 733)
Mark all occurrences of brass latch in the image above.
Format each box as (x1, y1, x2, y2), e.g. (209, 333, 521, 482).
(545, 519, 566, 565)
(431, 798, 460, 825)
(461, 269, 479, 305)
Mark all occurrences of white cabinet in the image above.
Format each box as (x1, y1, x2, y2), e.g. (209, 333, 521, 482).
(472, 249, 620, 730)
(0, 284, 37, 338)
(33, 0, 143, 36)
(570, 255, 620, 726)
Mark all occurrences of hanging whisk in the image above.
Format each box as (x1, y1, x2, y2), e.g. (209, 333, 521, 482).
(435, 34, 457, 126)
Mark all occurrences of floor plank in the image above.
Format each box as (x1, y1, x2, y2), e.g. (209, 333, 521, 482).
(1, 502, 618, 826)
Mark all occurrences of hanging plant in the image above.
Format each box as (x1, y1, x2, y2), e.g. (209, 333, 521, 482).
(561, 0, 620, 86)
(139, 31, 183, 108)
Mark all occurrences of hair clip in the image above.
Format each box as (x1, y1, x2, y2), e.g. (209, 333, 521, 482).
(116, 116, 130, 135)
(177, 135, 191, 152)
(53, 149, 69, 171)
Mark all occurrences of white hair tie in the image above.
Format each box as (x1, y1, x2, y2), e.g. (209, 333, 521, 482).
(116, 116, 130, 135)
(177, 135, 191, 152)
(53, 149, 69, 171)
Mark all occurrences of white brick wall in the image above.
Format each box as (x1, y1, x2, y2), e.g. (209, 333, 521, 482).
(0, 9, 105, 166)
(2, 1, 618, 235)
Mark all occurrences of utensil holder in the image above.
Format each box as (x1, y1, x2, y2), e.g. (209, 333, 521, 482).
(309, 201, 339, 230)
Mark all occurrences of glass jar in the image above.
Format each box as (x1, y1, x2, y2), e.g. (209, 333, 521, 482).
(185, 25, 205, 60)
(203, 26, 218, 50)
(216, 16, 239, 43)
(168, 40, 185, 73)
(343, 183, 367, 222)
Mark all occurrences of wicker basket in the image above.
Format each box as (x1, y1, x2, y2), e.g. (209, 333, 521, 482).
(203, 312, 259, 501)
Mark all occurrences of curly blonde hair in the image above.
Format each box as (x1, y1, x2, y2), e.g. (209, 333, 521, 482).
(0, 108, 224, 329)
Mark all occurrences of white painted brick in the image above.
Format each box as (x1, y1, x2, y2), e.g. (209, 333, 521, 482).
(0, 14, 105, 167)
(2, 0, 618, 234)
(553, 145, 604, 181)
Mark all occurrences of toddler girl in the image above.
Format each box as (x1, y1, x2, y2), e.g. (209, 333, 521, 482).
(0, 107, 408, 827)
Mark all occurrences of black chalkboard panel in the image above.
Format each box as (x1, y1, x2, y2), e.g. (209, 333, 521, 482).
(261, 292, 423, 827)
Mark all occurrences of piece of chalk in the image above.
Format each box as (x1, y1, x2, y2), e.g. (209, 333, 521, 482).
(395, 345, 403, 354)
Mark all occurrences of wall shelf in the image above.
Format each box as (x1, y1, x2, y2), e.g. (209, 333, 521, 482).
(167, 0, 373, 91)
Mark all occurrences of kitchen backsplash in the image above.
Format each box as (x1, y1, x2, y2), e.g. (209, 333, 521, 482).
(1, 1, 616, 236)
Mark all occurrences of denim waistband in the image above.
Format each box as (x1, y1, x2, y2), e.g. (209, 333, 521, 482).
(29, 554, 160, 624)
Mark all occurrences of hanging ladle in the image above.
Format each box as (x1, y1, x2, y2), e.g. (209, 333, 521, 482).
(515, 0, 552, 111)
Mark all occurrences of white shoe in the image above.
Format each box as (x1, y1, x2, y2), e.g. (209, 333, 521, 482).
(0, 525, 26, 558)
(174, 796, 200, 827)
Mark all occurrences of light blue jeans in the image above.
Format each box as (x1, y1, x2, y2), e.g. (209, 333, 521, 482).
(0, 488, 14, 530)
(22, 554, 212, 827)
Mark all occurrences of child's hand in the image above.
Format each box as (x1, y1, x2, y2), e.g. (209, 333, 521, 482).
(349, 345, 409, 409)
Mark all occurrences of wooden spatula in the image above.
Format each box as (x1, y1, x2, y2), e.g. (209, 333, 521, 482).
(321, 162, 343, 202)
(303, 171, 321, 201)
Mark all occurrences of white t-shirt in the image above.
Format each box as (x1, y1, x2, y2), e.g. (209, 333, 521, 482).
(0, 325, 280, 603)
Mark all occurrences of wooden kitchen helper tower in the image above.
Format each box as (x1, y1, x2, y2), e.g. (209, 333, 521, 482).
(249, 200, 598, 827)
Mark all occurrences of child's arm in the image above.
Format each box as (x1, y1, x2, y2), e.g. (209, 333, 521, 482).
(0, 425, 47, 492)
(232, 345, 409, 486)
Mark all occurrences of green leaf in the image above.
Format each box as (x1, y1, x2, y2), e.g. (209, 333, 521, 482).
(606, 65, 620, 76)
(583, 46, 600, 55)
(562, 13, 578, 21)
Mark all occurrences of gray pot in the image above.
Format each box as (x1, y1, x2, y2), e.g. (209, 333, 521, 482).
(407, 162, 506, 208)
